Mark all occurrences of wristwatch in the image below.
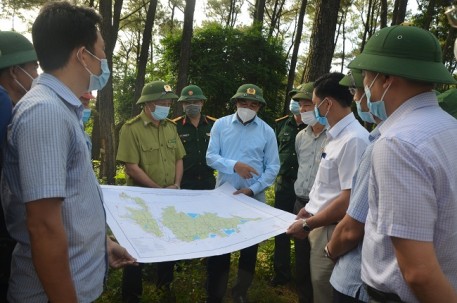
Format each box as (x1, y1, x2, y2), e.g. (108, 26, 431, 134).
(302, 219, 311, 232)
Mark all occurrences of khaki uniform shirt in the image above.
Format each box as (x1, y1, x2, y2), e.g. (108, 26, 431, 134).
(117, 111, 186, 187)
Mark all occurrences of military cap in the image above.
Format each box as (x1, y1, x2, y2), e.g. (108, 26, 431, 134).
(136, 81, 179, 104)
(348, 25, 456, 84)
(178, 84, 207, 102)
(288, 83, 305, 98)
(230, 84, 266, 104)
(291, 82, 314, 101)
(339, 69, 363, 88)
(0, 31, 37, 69)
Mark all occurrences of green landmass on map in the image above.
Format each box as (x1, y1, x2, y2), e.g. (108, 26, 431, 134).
(161, 206, 260, 242)
(120, 192, 163, 237)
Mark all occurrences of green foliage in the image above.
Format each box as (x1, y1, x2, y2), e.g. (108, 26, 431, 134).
(158, 22, 288, 124)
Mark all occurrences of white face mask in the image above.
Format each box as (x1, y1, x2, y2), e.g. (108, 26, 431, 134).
(300, 110, 318, 126)
(237, 107, 256, 123)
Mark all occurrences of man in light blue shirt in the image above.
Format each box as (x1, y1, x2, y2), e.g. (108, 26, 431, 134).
(206, 84, 280, 303)
(1, 3, 135, 303)
(349, 25, 457, 303)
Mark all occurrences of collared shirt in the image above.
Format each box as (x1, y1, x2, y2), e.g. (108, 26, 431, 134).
(206, 113, 280, 202)
(176, 114, 215, 189)
(305, 112, 369, 215)
(117, 111, 186, 187)
(362, 92, 457, 302)
(275, 115, 305, 180)
(330, 125, 381, 303)
(294, 125, 326, 198)
(1, 73, 107, 303)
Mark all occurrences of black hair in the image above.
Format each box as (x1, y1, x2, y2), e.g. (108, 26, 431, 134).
(32, 1, 102, 72)
(314, 72, 353, 108)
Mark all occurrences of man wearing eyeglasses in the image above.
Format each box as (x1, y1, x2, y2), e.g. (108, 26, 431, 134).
(117, 80, 186, 302)
(205, 84, 280, 303)
(287, 73, 369, 303)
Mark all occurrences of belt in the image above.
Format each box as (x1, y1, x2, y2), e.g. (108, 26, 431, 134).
(365, 284, 404, 302)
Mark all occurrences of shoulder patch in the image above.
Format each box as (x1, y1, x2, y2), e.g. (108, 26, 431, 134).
(125, 115, 141, 125)
(275, 115, 289, 123)
(206, 115, 218, 122)
(172, 116, 184, 123)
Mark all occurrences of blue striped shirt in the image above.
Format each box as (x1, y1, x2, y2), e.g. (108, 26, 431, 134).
(1, 73, 107, 303)
(330, 126, 381, 302)
(206, 113, 279, 202)
(362, 92, 457, 302)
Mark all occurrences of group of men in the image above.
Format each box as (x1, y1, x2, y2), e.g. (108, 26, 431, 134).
(1, 1, 457, 303)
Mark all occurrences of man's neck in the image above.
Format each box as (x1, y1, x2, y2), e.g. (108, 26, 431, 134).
(187, 114, 201, 127)
(311, 123, 325, 135)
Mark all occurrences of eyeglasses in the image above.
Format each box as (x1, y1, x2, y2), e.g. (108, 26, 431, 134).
(446, 5, 457, 28)
(348, 87, 357, 96)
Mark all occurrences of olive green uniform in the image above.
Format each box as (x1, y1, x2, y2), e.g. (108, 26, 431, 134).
(273, 114, 305, 284)
(173, 115, 216, 190)
(117, 111, 186, 187)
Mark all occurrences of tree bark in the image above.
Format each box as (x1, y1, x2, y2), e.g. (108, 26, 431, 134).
(174, 0, 197, 118)
(253, 0, 265, 26)
(98, 0, 123, 184)
(284, 0, 308, 115)
(392, 0, 408, 25)
(380, 0, 388, 28)
(302, 0, 341, 82)
(421, 0, 435, 30)
(131, 0, 158, 117)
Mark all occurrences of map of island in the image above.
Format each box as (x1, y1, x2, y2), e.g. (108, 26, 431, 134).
(102, 183, 296, 263)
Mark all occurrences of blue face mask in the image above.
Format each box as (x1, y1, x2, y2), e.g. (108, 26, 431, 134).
(364, 73, 389, 121)
(355, 98, 376, 123)
(151, 105, 170, 121)
(82, 49, 111, 91)
(313, 98, 329, 126)
(82, 108, 92, 124)
(289, 100, 301, 115)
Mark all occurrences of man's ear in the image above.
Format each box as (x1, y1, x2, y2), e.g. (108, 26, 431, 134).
(8, 66, 18, 80)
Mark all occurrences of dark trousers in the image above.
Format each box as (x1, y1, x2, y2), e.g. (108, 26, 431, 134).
(0, 196, 15, 303)
(273, 177, 296, 282)
(122, 261, 175, 303)
(294, 197, 313, 303)
(333, 287, 362, 303)
(206, 244, 259, 303)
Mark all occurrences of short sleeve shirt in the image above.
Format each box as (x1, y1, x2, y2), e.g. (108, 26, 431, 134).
(117, 111, 186, 187)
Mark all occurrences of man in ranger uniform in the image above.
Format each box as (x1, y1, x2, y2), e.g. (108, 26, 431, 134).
(117, 80, 186, 303)
(271, 85, 305, 286)
(174, 84, 216, 190)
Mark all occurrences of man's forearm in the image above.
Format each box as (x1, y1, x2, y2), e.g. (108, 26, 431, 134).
(125, 163, 161, 188)
(174, 159, 183, 186)
(27, 198, 78, 303)
(306, 189, 350, 230)
(327, 214, 364, 258)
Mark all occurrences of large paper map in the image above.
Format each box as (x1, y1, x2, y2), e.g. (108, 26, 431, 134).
(102, 183, 296, 263)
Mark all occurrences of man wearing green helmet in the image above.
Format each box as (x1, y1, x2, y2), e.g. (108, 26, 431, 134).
(173, 84, 216, 190)
(0, 30, 38, 302)
(206, 84, 280, 303)
(117, 80, 186, 302)
(348, 25, 457, 302)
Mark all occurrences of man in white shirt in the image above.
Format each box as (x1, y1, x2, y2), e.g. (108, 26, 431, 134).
(287, 72, 369, 303)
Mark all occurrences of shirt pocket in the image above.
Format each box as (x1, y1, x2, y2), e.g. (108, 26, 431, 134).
(140, 141, 160, 164)
(167, 140, 177, 150)
(317, 158, 337, 185)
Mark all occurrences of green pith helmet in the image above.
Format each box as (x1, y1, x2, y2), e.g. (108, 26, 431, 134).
(291, 82, 314, 101)
(0, 31, 37, 69)
(288, 83, 305, 98)
(339, 69, 363, 88)
(178, 84, 207, 102)
(348, 25, 456, 84)
(230, 84, 266, 104)
(136, 81, 179, 104)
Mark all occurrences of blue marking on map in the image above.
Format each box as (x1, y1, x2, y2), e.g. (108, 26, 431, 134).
(224, 228, 236, 235)
(210, 234, 217, 238)
(193, 235, 200, 240)
(187, 213, 199, 218)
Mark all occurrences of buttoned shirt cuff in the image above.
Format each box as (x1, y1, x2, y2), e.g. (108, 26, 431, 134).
(249, 183, 262, 197)
(227, 159, 238, 174)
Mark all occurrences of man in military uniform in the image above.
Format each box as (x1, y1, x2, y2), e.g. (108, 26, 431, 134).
(271, 85, 306, 286)
(117, 81, 186, 303)
(173, 85, 216, 190)
(0, 31, 38, 301)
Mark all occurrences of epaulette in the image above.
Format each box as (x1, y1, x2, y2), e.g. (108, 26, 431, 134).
(166, 118, 177, 124)
(205, 115, 218, 122)
(172, 116, 184, 123)
(275, 115, 289, 123)
(125, 115, 142, 125)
